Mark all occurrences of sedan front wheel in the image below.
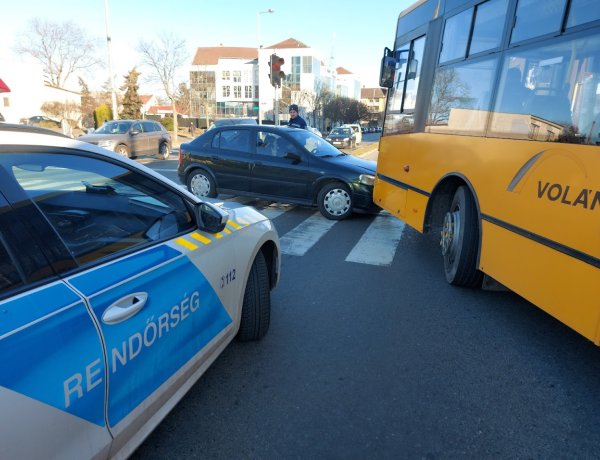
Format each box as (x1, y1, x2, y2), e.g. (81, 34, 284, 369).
(317, 182, 352, 220)
(187, 169, 217, 198)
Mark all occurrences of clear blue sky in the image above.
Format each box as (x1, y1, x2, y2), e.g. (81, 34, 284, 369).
(1, 0, 414, 94)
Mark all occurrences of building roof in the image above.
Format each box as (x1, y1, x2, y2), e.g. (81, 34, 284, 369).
(336, 67, 354, 75)
(361, 87, 387, 98)
(266, 38, 309, 49)
(192, 47, 258, 66)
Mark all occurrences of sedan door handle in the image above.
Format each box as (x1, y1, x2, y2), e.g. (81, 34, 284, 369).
(101, 292, 148, 324)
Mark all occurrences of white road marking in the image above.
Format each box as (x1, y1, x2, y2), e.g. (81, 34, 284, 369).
(345, 215, 405, 266)
(260, 203, 296, 219)
(280, 211, 338, 256)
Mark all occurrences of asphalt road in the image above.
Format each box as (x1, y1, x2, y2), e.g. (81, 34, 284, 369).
(131, 143, 600, 459)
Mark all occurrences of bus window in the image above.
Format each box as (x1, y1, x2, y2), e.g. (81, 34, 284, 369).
(440, 9, 473, 63)
(490, 33, 600, 144)
(510, 0, 567, 44)
(469, 0, 509, 55)
(567, 0, 600, 28)
(426, 57, 498, 135)
(384, 36, 425, 135)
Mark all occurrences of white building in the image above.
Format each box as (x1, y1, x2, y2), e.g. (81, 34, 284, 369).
(1, 58, 81, 125)
(189, 38, 361, 126)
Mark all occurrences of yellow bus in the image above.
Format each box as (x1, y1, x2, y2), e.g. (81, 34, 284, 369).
(375, 0, 600, 344)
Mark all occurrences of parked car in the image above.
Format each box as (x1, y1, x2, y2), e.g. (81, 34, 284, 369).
(307, 126, 322, 137)
(325, 126, 357, 150)
(21, 115, 61, 129)
(207, 118, 257, 130)
(178, 125, 379, 220)
(0, 123, 280, 460)
(78, 119, 172, 159)
(341, 124, 362, 145)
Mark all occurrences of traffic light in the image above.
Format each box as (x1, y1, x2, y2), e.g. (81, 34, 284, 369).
(269, 54, 285, 87)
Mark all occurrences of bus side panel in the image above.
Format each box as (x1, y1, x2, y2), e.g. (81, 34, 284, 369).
(480, 220, 600, 345)
(373, 177, 408, 223)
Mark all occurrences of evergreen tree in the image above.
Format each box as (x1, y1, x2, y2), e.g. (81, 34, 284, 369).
(79, 77, 96, 128)
(120, 68, 142, 119)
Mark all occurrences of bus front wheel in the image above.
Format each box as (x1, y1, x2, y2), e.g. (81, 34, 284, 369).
(440, 186, 483, 288)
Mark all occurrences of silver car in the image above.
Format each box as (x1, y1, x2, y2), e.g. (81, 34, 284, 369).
(79, 119, 172, 159)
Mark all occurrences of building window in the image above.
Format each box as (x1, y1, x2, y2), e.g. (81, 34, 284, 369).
(245, 86, 253, 98)
(233, 71, 241, 82)
(234, 86, 241, 98)
(302, 56, 313, 73)
(255, 85, 259, 99)
(222, 86, 230, 97)
(3, 97, 9, 107)
(222, 71, 230, 81)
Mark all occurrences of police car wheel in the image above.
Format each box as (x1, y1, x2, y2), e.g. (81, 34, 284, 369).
(237, 251, 270, 341)
(317, 182, 352, 220)
(187, 169, 217, 198)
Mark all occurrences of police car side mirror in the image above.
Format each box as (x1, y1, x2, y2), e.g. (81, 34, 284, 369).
(195, 202, 228, 233)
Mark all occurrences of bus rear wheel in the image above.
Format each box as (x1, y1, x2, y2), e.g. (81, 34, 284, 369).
(440, 186, 483, 288)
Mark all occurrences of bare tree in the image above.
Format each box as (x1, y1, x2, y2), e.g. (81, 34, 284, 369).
(298, 79, 333, 130)
(138, 34, 188, 142)
(14, 18, 100, 88)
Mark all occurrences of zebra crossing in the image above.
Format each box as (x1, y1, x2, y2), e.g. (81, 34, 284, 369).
(232, 198, 406, 267)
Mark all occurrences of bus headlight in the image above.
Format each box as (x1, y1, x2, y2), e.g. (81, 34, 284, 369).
(359, 174, 375, 186)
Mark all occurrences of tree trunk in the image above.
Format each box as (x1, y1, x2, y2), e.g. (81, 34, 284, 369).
(171, 98, 178, 143)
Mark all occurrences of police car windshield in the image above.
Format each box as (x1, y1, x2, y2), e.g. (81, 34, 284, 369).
(288, 130, 344, 157)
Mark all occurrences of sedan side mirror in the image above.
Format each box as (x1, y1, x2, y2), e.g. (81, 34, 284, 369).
(194, 202, 229, 233)
(284, 152, 301, 164)
(130, 129, 141, 135)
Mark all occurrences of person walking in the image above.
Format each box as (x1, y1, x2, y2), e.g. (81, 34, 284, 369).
(288, 104, 307, 129)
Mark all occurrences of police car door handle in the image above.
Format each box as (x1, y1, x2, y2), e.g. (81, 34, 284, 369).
(101, 292, 148, 324)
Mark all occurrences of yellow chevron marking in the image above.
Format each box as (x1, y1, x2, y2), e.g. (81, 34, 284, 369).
(190, 233, 212, 244)
(175, 237, 198, 250)
(228, 220, 242, 229)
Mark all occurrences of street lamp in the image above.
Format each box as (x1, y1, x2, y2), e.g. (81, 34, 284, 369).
(257, 8, 274, 125)
(103, 0, 118, 120)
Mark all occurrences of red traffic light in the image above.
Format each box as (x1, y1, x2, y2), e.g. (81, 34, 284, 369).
(269, 54, 285, 87)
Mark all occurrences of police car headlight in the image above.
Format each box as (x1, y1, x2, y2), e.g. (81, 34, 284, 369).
(98, 140, 116, 148)
(359, 174, 375, 186)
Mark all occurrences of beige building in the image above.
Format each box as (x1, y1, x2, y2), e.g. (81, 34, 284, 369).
(360, 87, 387, 127)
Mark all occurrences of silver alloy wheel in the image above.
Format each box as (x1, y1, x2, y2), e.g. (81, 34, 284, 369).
(116, 144, 129, 157)
(323, 188, 351, 216)
(160, 143, 170, 159)
(189, 172, 211, 196)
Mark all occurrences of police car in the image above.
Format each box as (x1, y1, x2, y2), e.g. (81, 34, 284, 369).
(0, 124, 280, 459)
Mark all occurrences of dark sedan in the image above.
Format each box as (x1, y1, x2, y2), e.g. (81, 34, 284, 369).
(325, 127, 356, 149)
(177, 125, 379, 220)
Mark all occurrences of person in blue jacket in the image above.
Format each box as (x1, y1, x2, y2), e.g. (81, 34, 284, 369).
(288, 104, 307, 129)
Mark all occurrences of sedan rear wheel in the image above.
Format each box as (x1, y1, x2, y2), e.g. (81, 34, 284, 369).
(317, 182, 352, 220)
(187, 169, 217, 198)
